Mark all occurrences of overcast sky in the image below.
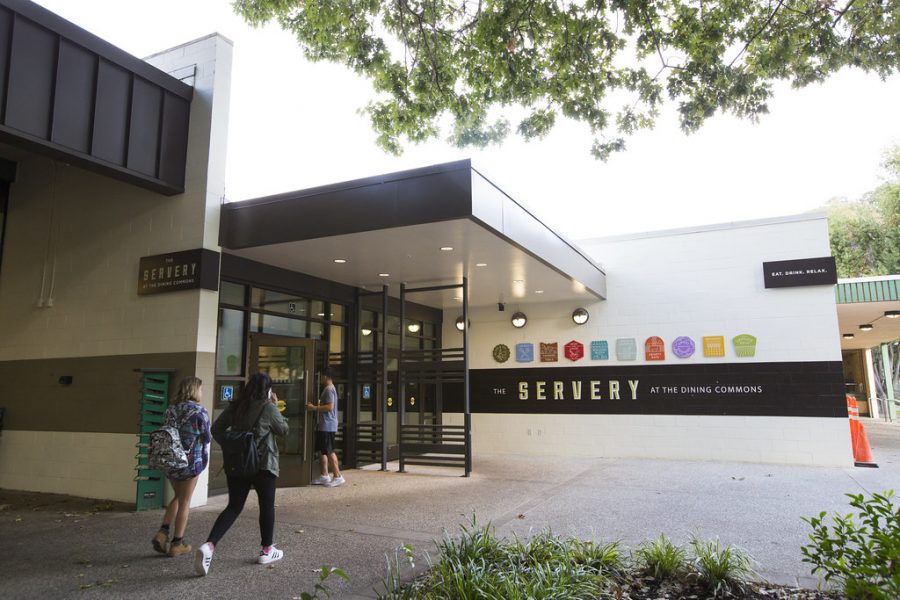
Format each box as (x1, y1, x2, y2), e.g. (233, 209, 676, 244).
(34, 0, 900, 239)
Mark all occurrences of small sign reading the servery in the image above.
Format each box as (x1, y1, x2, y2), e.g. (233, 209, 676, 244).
(138, 248, 219, 295)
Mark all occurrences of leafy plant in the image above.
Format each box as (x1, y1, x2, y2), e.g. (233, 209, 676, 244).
(689, 536, 753, 597)
(801, 490, 900, 600)
(634, 534, 688, 581)
(379, 543, 417, 599)
(299, 565, 349, 600)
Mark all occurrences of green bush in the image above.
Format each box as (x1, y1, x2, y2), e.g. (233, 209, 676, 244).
(801, 490, 900, 600)
(634, 534, 688, 581)
(689, 536, 753, 597)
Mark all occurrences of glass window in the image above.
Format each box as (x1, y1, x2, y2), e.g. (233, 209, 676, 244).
(359, 328, 375, 352)
(330, 325, 345, 354)
(360, 310, 379, 331)
(309, 321, 325, 340)
(252, 288, 309, 317)
(250, 312, 307, 337)
(386, 315, 401, 335)
(311, 300, 326, 320)
(219, 281, 245, 306)
(405, 334, 421, 350)
(387, 332, 401, 350)
(216, 308, 245, 375)
(424, 322, 437, 339)
(330, 304, 346, 323)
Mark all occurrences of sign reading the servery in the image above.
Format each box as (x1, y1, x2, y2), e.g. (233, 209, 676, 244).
(763, 256, 837, 288)
(138, 248, 219, 295)
(444, 362, 845, 418)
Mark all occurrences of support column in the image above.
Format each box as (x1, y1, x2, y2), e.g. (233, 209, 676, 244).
(882, 343, 897, 422)
(380, 284, 389, 471)
(463, 276, 471, 477)
(399, 283, 406, 473)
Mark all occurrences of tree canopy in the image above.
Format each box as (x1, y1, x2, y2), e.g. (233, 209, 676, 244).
(233, 0, 899, 158)
(821, 146, 900, 278)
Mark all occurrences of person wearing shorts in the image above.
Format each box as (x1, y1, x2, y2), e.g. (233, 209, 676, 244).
(307, 371, 344, 487)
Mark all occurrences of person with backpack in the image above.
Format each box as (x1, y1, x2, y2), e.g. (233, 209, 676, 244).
(151, 376, 211, 557)
(194, 372, 289, 576)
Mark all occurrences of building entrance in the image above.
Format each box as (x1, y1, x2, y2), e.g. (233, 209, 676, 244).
(249, 334, 319, 487)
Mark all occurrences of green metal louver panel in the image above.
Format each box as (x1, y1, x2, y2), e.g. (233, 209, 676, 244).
(835, 278, 900, 304)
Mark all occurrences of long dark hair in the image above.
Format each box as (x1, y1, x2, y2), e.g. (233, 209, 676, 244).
(233, 372, 271, 420)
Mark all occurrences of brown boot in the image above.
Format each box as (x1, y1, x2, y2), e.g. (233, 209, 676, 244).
(152, 529, 168, 554)
(168, 541, 193, 557)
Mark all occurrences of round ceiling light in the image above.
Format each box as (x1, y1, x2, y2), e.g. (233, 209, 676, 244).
(885, 310, 900, 319)
(378, 273, 390, 277)
(455, 316, 467, 331)
(333, 258, 347, 264)
(572, 308, 590, 325)
(858, 324, 874, 331)
(441, 246, 453, 251)
(842, 333, 855, 339)
(407, 323, 421, 333)
(361, 328, 373, 336)
(511, 312, 527, 328)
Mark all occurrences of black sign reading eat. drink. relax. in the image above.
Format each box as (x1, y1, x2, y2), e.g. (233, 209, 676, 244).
(138, 248, 220, 295)
(763, 256, 837, 289)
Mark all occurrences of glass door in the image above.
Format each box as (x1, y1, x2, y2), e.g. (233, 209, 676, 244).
(249, 334, 318, 487)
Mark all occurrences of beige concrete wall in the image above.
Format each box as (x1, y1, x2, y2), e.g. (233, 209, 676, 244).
(0, 34, 232, 507)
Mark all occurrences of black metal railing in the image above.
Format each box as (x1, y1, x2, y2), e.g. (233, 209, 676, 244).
(399, 424, 467, 470)
(355, 421, 384, 466)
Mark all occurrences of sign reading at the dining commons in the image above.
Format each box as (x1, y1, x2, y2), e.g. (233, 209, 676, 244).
(138, 248, 220, 295)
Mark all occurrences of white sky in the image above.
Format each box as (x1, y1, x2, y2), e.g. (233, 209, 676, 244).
(35, 0, 900, 239)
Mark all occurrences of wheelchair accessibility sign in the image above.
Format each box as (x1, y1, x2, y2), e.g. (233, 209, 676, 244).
(221, 385, 234, 401)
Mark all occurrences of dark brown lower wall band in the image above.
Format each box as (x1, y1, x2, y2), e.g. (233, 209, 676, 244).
(0, 352, 215, 433)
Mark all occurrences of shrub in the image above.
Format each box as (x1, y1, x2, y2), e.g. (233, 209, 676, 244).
(801, 490, 900, 600)
(634, 534, 688, 581)
(689, 536, 753, 597)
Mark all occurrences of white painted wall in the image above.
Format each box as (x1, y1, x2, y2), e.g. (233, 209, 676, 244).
(444, 214, 851, 467)
(0, 34, 232, 504)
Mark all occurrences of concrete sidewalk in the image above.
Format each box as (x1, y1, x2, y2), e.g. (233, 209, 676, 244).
(1, 418, 897, 599)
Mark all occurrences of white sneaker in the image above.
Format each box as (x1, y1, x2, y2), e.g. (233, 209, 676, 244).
(311, 474, 331, 485)
(258, 545, 284, 565)
(194, 542, 213, 576)
(324, 476, 345, 488)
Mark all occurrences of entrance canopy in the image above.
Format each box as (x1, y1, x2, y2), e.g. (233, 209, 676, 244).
(220, 160, 606, 308)
(837, 275, 900, 350)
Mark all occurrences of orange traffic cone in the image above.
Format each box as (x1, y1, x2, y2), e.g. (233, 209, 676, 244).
(846, 395, 878, 468)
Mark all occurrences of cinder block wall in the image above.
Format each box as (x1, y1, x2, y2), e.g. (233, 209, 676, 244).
(443, 214, 851, 467)
(0, 34, 232, 504)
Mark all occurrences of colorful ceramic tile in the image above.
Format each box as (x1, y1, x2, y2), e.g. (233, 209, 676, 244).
(703, 336, 726, 357)
(672, 336, 696, 358)
(564, 340, 584, 361)
(540, 342, 558, 362)
(732, 334, 757, 357)
(645, 336, 666, 361)
(515, 343, 534, 363)
(615, 338, 637, 361)
(590, 340, 609, 360)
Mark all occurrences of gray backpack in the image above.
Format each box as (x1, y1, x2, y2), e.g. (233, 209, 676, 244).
(148, 425, 189, 474)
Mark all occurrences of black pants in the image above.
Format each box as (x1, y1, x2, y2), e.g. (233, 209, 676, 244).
(207, 470, 277, 547)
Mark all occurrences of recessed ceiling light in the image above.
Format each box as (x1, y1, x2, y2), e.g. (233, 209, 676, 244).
(440, 246, 453, 251)
(476, 263, 487, 267)
(858, 324, 873, 331)
(886, 310, 900, 319)
(378, 273, 390, 277)
(513, 279, 524, 283)
(333, 259, 347, 264)
(535, 290, 544, 294)
(842, 333, 855, 339)
(316, 313, 325, 317)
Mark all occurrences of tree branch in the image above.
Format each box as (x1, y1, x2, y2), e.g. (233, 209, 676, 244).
(729, 0, 785, 68)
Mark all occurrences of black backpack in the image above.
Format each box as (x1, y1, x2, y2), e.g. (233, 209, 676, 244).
(220, 403, 267, 478)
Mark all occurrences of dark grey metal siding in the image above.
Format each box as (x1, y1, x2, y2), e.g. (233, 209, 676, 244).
(0, 0, 192, 195)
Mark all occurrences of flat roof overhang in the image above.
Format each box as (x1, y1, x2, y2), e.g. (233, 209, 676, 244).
(219, 160, 606, 309)
(837, 275, 900, 350)
(0, 0, 192, 195)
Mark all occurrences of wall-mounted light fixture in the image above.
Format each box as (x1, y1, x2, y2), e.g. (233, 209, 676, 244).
(407, 323, 421, 333)
(858, 324, 874, 331)
(455, 316, 467, 331)
(511, 312, 527, 328)
(842, 333, 855, 339)
(885, 310, 900, 319)
(361, 328, 373, 336)
(572, 308, 590, 325)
